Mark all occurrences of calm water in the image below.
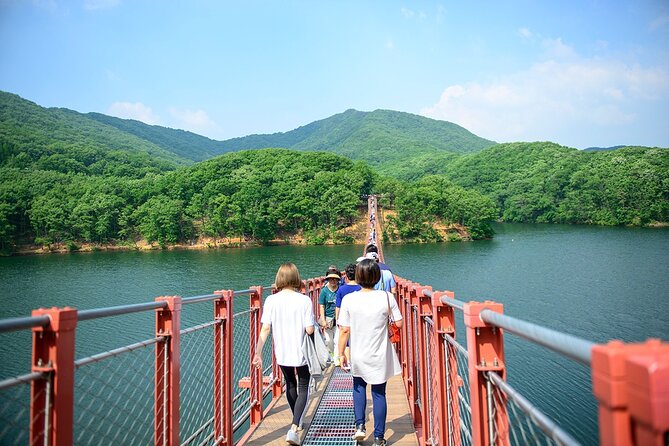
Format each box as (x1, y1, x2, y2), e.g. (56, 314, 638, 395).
(1, 223, 668, 444)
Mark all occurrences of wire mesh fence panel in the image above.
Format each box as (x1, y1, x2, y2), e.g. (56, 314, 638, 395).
(445, 333, 473, 446)
(261, 331, 276, 397)
(412, 308, 422, 411)
(73, 337, 161, 445)
(424, 316, 442, 446)
(232, 309, 252, 429)
(0, 373, 48, 446)
(179, 321, 218, 446)
(486, 372, 581, 446)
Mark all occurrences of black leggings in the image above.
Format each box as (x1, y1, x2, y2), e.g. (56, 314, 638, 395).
(280, 364, 311, 426)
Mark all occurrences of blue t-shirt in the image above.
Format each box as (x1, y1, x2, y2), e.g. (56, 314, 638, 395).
(335, 283, 362, 308)
(374, 269, 396, 292)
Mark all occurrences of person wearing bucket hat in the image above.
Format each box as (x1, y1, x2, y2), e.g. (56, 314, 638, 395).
(319, 268, 340, 356)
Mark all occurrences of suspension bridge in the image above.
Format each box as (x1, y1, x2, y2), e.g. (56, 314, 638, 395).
(0, 196, 667, 446)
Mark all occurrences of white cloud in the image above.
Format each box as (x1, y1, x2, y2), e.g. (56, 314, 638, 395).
(541, 37, 576, 59)
(650, 14, 669, 31)
(108, 102, 160, 125)
(401, 7, 426, 20)
(518, 27, 532, 40)
(84, 0, 119, 10)
(168, 107, 220, 137)
(400, 7, 415, 19)
(421, 56, 669, 146)
(31, 0, 58, 12)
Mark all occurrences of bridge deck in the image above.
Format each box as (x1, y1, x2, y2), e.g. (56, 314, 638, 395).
(243, 365, 418, 445)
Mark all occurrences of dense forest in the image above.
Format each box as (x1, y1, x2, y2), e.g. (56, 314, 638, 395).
(0, 91, 667, 255)
(441, 142, 669, 226)
(0, 149, 367, 251)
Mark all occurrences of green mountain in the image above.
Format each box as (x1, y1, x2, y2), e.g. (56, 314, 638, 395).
(87, 112, 228, 162)
(219, 109, 497, 172)
(2, 92, 497, 174)
(0, 91, 189, 177)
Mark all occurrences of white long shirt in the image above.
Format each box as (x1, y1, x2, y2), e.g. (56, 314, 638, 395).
(261, 289, 314, 367)
(338, 289, 402, 384)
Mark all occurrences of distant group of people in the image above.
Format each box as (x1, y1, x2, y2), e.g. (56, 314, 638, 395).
(253, 243, 402, 446)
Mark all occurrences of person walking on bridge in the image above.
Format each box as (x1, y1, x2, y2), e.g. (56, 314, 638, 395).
(319, 268, 340, 357)
(252, 263, 315, 446)
(338, 259, 403, 446)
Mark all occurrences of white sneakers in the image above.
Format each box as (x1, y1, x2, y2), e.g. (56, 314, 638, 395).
(286, 428, 301, 445)
(353, 423, 366, 441)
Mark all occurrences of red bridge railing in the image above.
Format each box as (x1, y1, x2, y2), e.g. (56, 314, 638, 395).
(391, 277, 669, 446)
(0, 279, 329, 446)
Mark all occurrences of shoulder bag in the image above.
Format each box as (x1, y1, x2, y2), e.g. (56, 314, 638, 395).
(386, 291, 401, 343)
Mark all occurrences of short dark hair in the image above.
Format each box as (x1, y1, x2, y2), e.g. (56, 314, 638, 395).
(365, 244, 378, 254)
(344, 263, 356, 280)
(355, 259, 380, 288)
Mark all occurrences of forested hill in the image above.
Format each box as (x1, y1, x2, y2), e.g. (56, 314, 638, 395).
(87, 112, 228, 162)
(1, 92, 496, 172)
(219, 109, 497, 171)
(439, 142, 669, 226)
(0, 91, 188, 177)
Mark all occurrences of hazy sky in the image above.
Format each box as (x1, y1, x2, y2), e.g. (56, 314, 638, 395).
(1, 1, 668, 149)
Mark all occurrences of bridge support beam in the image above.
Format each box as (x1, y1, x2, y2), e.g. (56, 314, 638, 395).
(30, 306, 77, 446)
(464, 301, 508, 446)
(214, 290, 234, 446)
(154, 296, 181, 446)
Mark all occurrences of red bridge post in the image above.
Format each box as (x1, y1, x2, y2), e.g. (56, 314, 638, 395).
(154, 296, 181, 446)
(30, 306, 77, 446)
(415, 285, 433, 445)
(214, 290, 234, 446)
(464, 301, 508, 446)
(592, 339, 669, 446)
(432, 291, 459, 446)
(406, 283, 421, 429)
(395, 278, 410, 380)
(249, 286, 264, 426)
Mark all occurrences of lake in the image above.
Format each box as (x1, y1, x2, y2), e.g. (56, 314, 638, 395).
(1, 223, 667, 444)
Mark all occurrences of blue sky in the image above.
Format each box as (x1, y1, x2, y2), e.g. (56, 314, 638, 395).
(1, 1, 668, 149)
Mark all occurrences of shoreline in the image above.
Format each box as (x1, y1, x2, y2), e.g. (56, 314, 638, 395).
(8, 236, 352, 256)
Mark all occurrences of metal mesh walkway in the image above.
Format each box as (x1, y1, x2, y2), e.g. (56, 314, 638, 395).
(302, 367, 356, 446)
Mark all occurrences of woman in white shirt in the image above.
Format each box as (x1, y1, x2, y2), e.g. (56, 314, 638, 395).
(337, 259, 403, 446)
(252, 263, 315, 446)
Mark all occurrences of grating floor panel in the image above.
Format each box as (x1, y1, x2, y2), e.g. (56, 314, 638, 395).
(302, 367, 357, 446)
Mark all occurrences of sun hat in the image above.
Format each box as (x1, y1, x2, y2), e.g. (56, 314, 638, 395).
(366, 252, 379, 260)
(325, 271, 341, 280)
(356, 256, 366, 262)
